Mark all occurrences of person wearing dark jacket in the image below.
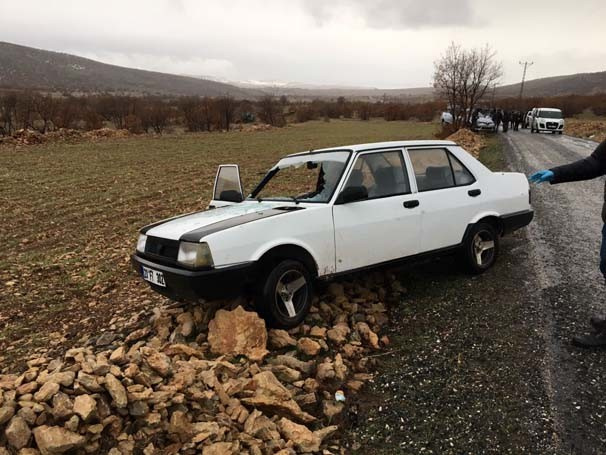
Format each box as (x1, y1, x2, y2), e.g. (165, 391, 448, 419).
(530, 139, 606, 347)
(502, 110, 510, 132)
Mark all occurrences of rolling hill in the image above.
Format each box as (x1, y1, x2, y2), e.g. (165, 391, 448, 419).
(0, 41, 256, 98)
(496, 71, 606, 97)
(1, 41, 605, 100)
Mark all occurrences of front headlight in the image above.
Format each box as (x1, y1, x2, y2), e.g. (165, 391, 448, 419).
(136, 234, 147, 253)
(177, 242, 214, 268)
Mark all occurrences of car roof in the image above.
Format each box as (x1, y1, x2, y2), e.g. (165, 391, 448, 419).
(537, 107, 562, 111)
(287, 140, 457, 157)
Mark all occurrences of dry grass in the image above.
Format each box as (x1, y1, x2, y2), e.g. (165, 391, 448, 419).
(565, 118, 606, 143)
(0, 119, 437, 370)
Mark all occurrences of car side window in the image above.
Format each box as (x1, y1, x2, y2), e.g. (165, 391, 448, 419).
(409, 148, 454, 191)
(409, 148, 475, 191)
(343, 150, 410, 199)
(449, 153, 475, 186)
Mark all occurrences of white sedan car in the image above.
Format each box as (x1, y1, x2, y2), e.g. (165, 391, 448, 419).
(133, 140, 533, 327)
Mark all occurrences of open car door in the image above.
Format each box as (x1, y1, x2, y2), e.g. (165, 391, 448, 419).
(210, 164, 244, 208)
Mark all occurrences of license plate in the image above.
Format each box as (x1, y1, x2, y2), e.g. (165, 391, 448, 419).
(141, 266, 166, 287)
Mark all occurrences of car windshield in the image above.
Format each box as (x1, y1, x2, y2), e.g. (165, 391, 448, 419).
(251, 151, 350, 203)
(539, 110, 562, 119)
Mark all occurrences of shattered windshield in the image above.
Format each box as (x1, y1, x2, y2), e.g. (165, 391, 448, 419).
(251, 151, 350, 203)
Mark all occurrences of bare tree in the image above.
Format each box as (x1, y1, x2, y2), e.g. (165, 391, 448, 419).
(258, 95, 283, 126)
(141, 99, 171, 134)
(433, 43, 502, 129)
(15, 91, 36, 130)
(0, 94, 17, 135)
(215, 95, 236, 131)
(34, 94, 57, 133)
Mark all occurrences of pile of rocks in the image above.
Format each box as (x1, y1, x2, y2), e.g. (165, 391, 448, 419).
(82, 129, 130, 141)
(0, 128, 131, 147)
(240, 124, 273, 133)
(0, 272, 404, 454)
(447, 128, 485, 158)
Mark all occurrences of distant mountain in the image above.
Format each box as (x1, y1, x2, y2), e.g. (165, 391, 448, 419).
(496, 71, 606, 97)
(0, 41, 256, 98)
(1, 41, 604, 100)
(191, 75, 435, 101)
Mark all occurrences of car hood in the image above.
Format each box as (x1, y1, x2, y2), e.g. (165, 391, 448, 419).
(477, 115, 494, 125)
(144, 201, 304, 241)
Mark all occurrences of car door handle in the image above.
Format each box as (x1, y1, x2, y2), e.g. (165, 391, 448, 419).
(403, 200, 420, 208)
(468, 189, 481, 197)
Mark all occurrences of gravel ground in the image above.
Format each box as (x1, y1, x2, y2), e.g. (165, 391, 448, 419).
(347, 130, 606, 454)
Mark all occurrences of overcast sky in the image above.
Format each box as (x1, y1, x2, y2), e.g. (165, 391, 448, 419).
(2, 0, 605, 88)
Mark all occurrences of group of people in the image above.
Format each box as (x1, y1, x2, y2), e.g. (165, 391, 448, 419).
(471, 108, 526, 132)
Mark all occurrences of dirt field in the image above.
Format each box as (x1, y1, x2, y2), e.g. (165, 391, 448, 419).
(0, 119, 438, 371)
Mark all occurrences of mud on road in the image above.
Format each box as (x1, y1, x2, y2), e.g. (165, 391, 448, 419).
(349, 130, 606, 454)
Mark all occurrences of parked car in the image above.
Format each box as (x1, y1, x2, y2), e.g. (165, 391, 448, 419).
(441, 112, 453, 124)
(472, 111, 496, 132)
(531, 108, 564, 134)
(132, 141, 533, 328)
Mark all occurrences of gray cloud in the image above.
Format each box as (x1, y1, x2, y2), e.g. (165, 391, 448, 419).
(0, 0, 603, 88)
(302, 0, 475, 28)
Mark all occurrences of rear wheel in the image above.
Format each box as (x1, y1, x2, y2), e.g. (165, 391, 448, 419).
(256, 259, 313, 328)
(463, 222, 499, 274)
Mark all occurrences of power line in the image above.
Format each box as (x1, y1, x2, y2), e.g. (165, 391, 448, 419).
(519, 61, 534, 99)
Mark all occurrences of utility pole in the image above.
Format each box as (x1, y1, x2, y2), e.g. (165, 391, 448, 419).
(518, 61, 534, 100)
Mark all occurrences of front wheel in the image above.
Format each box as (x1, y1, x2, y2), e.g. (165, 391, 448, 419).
(256, 259, 313, 328)
(558, 131, 563, 135)
(462, 222, 499, 274)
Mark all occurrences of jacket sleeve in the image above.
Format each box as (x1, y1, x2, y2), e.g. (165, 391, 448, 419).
(550, 140, 606, 184)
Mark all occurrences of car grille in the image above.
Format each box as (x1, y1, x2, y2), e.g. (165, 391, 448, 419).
(145, 236, 179, 261)
(547, 122, 558, 129)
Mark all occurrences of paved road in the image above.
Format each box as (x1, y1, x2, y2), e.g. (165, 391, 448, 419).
(504, 130, 606, 454)
(350, 130, 606, 454)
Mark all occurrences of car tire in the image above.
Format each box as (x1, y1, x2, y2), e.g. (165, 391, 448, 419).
(558, 131, 563, 135)
(462, 222, 499, 274)
(256, 259, 313, 329)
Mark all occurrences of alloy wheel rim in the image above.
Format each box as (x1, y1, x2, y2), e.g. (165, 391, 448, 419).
(472, 231, 495, 267)
(275, 270, 308, 319)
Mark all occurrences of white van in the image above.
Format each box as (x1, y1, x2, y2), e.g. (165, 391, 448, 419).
(530, 108, 564, 134)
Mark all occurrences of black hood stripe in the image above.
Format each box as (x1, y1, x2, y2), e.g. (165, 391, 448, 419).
(140, 211, 198, 234)
(179, 207, 303, 242)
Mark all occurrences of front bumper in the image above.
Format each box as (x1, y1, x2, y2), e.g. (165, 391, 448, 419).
(131, 254, 258, 301)
(500, 210, 534, 235)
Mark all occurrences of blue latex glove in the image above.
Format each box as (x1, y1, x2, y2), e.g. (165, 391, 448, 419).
(529, 170, 554, 184)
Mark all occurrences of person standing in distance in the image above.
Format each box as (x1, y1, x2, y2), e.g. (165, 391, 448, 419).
(529, 139, 606, 347)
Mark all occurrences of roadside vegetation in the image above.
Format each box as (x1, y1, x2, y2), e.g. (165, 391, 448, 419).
(0, 119, 437, 370)
(478, 135, 507, 172)
(564, 117, 606, 143)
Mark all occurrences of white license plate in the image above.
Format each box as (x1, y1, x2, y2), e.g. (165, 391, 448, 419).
(141, 266, 166, 287)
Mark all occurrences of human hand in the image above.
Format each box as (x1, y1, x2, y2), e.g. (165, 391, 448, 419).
(529, 170, 554, 184)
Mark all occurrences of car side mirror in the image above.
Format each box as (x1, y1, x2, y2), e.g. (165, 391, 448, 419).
(213, 164, 244, 204)
(335, 186, 368, 204)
